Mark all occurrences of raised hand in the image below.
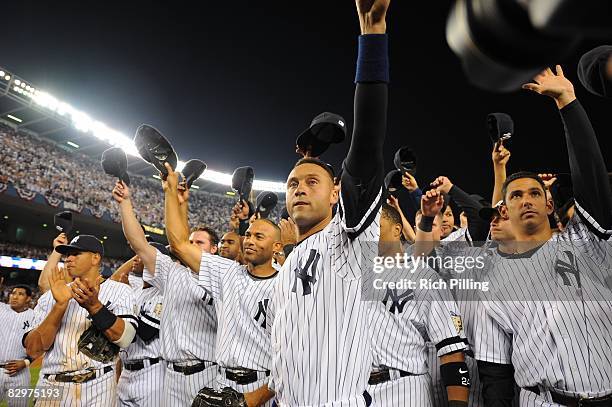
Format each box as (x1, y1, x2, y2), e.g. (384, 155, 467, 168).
(177, 181, 190, 205)
(71, 277, 103, 314)
(431, 176, 453, 195)
(401, 172, 418, 192)
(421, 189, 444, 218)
(492, 140, 511, 167)
(279, 217, 298, 247)
(112, 180, 130, 204)
(538, 173, 557, 190)
(387, 194, 401, 211)
(161, 162, 181, 193)
(49, 265, 72, 305)
(296, 144, 315, 158)
(53, 233, 68, 249)
(522, 65, 576, 109)
(232, 200, 250, 221)
(355, 0, 390, 34)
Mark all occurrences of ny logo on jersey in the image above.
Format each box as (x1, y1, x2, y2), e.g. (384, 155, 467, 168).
(201, 290, 214, 306)
(22, 321, 30, 330)
(382, 288, 414, 314)
(555, 250, 581, 288)
(291, 249, 320, 296)
(253, 298, 270, 328)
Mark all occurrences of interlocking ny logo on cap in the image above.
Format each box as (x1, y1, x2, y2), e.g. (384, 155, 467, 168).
(72, 236, 80, 244)
(338, 120, 345, 127)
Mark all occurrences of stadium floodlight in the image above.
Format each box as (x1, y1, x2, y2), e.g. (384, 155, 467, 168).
(7, 114, 22, 123)
(2, 66, 287, 192)
(66, 141, 79, 148)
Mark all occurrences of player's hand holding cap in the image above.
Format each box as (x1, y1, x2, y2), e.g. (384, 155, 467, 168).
(134, 124, 178, 178)
(55, 235, 104, 256)
(101, 146, 131, 185)
(384, 169, 402, 192)
(296, 111, 347, 157)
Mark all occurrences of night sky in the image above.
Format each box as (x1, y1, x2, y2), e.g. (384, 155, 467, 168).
(2, 1, 610, 197)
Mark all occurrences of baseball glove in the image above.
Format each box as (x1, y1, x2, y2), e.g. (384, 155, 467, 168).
(191, 386, 247, 407)
(77, 325, 120, 363)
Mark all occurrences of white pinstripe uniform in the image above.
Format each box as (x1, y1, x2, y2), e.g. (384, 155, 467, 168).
(0, 302, 34, 407)
(117, 281, 165, 407)
(144, 251, 217, 407)
(197, 254, 278, 406)
(269, 185, 384, 406)
(32, 279, 137, 407)
(365, 263, 467, 407)
(473, 203, 612, 406)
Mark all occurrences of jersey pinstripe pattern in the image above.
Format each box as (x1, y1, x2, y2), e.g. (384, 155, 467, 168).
(143, 251, 217, 363)
(197, 253, 277, 371)
(0, 303, 33, 407)
(119, 285, 163, 362)
(269, 186, 383, 406)
(31, 279, 137, 375)
(473, 206, 612, 398)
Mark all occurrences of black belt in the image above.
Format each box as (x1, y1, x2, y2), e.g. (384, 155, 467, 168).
(526, 386, 612, 406)
(172, 361, 216, 376)
(124, 357, 160, 371)
(44, 366, 113, 384)
(368, 368, 414, 386)
(225, 367, 270, 385)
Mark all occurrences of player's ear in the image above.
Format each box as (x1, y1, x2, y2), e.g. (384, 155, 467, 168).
(91, 253, 101, 267)
(210, 245, 219, 255)
(545, 197, 554, 216)
(272, 240, 283, 254)
(393, 224, 402, 240)
(330, 182, 340, 206)
(499, 204, 509, 220)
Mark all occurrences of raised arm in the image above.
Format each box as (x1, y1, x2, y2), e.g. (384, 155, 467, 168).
(413, 190, 444, 258)
(39, 232, 68, 294)
(388, 194, 415, 243)
(523, 65, 612, 236)
(491, 140, 510, 206)
(163, 163, 202, 273)
(112, 181, 157, 273)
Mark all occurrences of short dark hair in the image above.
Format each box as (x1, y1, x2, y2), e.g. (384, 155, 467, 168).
(251, 218, 281, 240)
(293, 157, 335, 181)
(190, 225, 220, 247)
(502, 171, 547, 202)
(11, 285, 32, 297)
(381, 203, 403, 231)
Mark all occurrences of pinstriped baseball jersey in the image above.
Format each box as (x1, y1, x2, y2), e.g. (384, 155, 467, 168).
(31, 279, 137, 375)
(269, 185, 384, 406)
(143, 251, 217, 362)
(119, 284, 163, 362)
(473, 205, 612, 397)
(367, 264, 466, 374)
(197, 253, 277, 371)
(0, 303, 34, 362)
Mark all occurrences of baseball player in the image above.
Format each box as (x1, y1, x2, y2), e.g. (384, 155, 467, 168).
(23, 235, 137, 407)
(112, 180, 218, 407)
(218, 231, 243, 263)
(0, 282, 35, 407)
(366, 203, 470, 407)
(114, 251, 165, 407)
(265, 1, 391, 405)
(164, 165, 280, 406)
(473, 66, 612, 406)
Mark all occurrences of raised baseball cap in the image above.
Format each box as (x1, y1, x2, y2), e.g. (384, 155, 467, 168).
(56, 235, 104, 256)
(296, 112, 347, 157)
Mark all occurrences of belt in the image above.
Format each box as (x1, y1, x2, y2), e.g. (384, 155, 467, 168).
(44, 366, 113, 384)
(368, 367, 414, 386)
(124, 357, 161, 371)
(526, 386, 612, 406)
(223, 367, 270, 385)
(170, 361, 216, 376)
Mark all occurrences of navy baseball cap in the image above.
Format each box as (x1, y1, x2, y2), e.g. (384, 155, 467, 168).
(56, 235, 104, 256)
(479, 200, 503, 221)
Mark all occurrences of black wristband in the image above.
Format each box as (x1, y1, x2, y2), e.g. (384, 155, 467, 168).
(90, 305, 117, 331)
(283, 244, 295, 258)
(441, 361, 470, 388)
(355, 34, 389, 83)
(418, 215, 435, 232)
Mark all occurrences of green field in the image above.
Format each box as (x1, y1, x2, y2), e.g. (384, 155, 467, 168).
(0, 366, 40, 407)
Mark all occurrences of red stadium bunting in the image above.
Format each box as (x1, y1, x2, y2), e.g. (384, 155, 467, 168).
(45, 194, 62, 207)
(15, 187, 36, 201)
